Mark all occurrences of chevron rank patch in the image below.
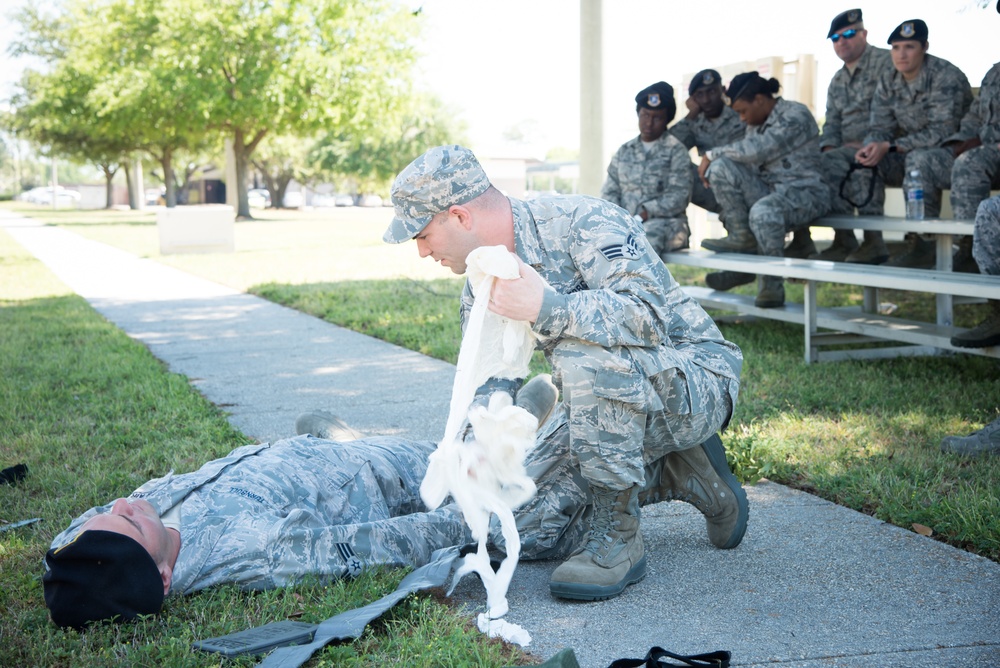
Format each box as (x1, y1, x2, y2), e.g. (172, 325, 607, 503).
(600, 234, 644, 261)
(337, 542, 364, 578)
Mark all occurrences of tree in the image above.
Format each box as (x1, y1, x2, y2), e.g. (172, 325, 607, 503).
(312, 93, 465, 195)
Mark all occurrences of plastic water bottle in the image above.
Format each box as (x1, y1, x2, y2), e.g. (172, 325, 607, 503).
(904, 169, 924, 220)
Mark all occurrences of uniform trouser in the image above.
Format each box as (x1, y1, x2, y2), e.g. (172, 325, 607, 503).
(707, 157, 831, 256)
(951, 145, 1000, 221)
(688, 162, 721, 214)
(973, 195, 1000, 275)
(644, 216, 690, 255)
(847, 148, 954, 217)
(821, 146, 870, 215)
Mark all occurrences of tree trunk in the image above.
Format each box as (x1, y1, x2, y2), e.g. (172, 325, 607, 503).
(161, 147, 177, 208)
(124, 162, 135, 208)
(233, 129, 251, 218)
(99, 163, 119, 209)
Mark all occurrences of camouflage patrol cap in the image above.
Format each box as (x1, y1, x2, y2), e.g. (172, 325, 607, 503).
(383, 145, 491, 244)
(828, 8, 862, 38)
(887, 19, 928, 44)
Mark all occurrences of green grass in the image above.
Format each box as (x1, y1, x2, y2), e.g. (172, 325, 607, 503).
(2, 202, 998, 665)
(0, 219, 534, 666)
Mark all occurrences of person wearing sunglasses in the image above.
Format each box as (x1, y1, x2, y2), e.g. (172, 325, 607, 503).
(696, 73, 832, 308)
(811, 8, 894, 263)
(669, 69, 747, 250)
(849, 19, 973, 267)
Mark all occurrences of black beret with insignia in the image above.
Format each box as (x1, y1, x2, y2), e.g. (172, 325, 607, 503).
(635, 81, 675, 112)
(887, 19, 928, 44)
(828, 8, 862, 38)
(688, 69, 722, 96)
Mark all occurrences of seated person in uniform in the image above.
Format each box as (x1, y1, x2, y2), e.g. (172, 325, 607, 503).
(43, 375, 747, 627)
(601, 81, 694, 258)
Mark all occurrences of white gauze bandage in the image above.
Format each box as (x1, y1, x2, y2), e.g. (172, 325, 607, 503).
(419, 245, 538, 626)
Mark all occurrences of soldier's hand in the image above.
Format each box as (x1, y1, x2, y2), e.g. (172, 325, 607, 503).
(697, 155, 712, 189)
(684, 96, 701, 119)
(488, 255, 545, 324)
(855, 141, 888, 167)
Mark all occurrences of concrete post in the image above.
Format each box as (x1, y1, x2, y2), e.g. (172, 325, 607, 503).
(579, 0, 603, 196)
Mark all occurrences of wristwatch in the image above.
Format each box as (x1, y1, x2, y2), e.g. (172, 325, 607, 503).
(888, 144, 898, 153)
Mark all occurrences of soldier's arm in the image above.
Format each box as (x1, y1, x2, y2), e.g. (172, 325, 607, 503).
(641, 140, 693, 220)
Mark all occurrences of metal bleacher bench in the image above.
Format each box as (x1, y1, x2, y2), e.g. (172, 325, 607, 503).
(662, 214, 1000, 364)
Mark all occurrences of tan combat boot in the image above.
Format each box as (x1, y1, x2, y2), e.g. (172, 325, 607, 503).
(701, 229, 758, 254)
(549, 485, 646, 601)
(640, 434, 749, 549)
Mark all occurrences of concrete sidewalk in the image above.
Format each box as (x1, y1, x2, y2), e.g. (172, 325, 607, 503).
(3, 210, 997, 668)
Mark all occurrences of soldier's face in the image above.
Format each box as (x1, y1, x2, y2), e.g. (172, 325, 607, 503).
(692, 85, 725, 118)
(730, 95, 770, 126)
(414, 210, 479, 275)
(891, 40, 928, 80)
(80, 498, 172, 564)
(638, 108, 669, 142)
(831, 23, 867, 65)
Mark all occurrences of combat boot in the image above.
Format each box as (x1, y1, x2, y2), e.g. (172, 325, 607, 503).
(940, 417, 1000, 457)
(755, 275, 784, 308)
(549, 485, 646, 600)
(783, 229, 817, 259)
(295, 410, 364, 441)
(515, 374, 559, 426)
(705, 271, 755, 291)
(952, 236, 979, 273)
(701, 228, 758, 254)
(950, 301, 1000, 349)
(640, 434, 749, 549)
(886, 233, 935, 268)
(815, 230, 859, 261)
(845, 234, 889, 265)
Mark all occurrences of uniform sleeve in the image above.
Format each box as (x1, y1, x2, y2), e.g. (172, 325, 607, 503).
(642, 140, 693, 219)
(896, 66, 971, 152)
(531, 202, 672, 348)
(864, 76, 897, 144)
(981, 65, 1000, 145)
(668, 118, 697, 150)
(712, 103, 817, 166)
(600, 149, 624, 207)
(820, 77, 844, 148)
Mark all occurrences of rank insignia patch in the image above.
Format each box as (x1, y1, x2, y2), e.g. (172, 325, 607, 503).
(600, 234, 644, 261)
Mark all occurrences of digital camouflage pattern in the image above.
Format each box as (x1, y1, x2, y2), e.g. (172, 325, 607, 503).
(384, 145, 491, 244)
(50, 436, 470, 595)
(950, 63, 1000, 220)
(707, 98, 832, 255)
(51, 416, 745, 584)
(974, 195, 1000, 276)
(845, 53, 974, 216)
(821, 44, 894, 148)
(460, 193, 742, 492)
(669, 105, 746, 213)
(600, 133, 693, 254)
(820, 44, 894, 215)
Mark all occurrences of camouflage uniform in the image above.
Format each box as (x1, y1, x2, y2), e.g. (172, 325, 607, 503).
(819, 45, 895, 214)
(601, 132, 693, 255)
(50, 436, 470, 595)
(974, 195, 1000, 276)
(706, 98, 832, 256)
(461, 194, 743, 494)
(949, 63, 1000, 220)
(669, 106, 746, 213)
(850, 54, 973, 216)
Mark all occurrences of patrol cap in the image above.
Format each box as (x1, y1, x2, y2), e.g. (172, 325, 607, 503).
(383, 145, 491, 244)
(43, 530, 164, 629)
(635, 81, 675, 111)
(887, 19, 928, 44)
(688, 69, 722, 96)
(828, 8, 862, 38)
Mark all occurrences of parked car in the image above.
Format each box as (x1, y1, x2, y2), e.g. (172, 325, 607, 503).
(310, 193, 338, 208)
(357, 194, 383, 207)
(282, 191, 303, 208)
(248, 188, 271, 208)
(334, 194, 354, 207)
(20, 186, 82, 207)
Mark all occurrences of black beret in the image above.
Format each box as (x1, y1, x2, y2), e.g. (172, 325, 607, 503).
(828, 9, 862, 38)
(688, 69, 722, 96)
(43, 530, 164, 629)
(635, 81, 675, 111)
(888, 19, 928, 44)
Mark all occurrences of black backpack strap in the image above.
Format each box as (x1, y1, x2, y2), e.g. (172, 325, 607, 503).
(607, 647, 731, 668)
(839, 161, 877, 209)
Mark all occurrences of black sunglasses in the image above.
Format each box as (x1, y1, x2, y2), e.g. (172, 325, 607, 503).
(830, 28, 858, 43)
